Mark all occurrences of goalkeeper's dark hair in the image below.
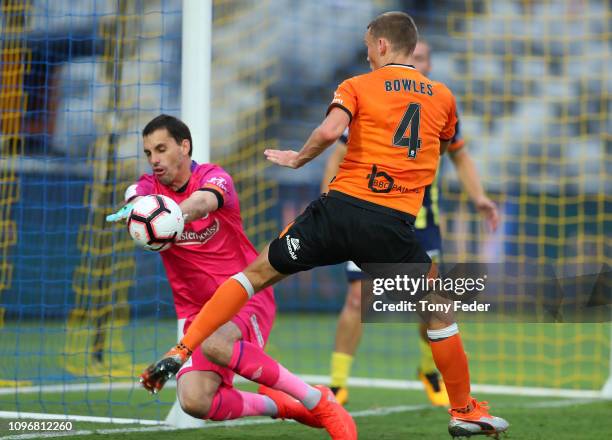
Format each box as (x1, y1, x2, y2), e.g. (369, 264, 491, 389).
(143, 114, 193, 156)
(367, 11, 419, 56)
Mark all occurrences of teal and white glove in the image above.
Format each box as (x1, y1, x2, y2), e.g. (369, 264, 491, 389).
(106, 203, 134, 223)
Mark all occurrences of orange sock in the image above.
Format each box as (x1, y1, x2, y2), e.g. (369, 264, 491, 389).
(181, 277, 250, 352)
(429, 332, 471, 409)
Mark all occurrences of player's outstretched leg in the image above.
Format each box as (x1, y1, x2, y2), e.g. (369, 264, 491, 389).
(427, 322, 509, 437)
(417, 322, 450, 407)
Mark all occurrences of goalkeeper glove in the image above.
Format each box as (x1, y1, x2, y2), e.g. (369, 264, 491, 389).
(140, 343, 192, 394)
(106, 203, 134, 223)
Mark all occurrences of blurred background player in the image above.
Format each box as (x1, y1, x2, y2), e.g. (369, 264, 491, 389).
(143, 12, 509, 439)
(322, 39, 500, 408)
(107, 114, 328, 431)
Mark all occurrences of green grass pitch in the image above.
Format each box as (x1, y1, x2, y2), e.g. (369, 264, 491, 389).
(1, 386, 611, 439)
(0, 314, 610, 438)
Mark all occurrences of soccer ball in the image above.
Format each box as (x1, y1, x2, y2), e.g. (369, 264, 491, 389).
(127, 195, 184, 251)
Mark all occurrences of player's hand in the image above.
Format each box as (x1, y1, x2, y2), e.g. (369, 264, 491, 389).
(475, 196, 499, 232)
(106, 203, 134, 223)
(140, 343, 192, 394)
(264, 149, 300, 168)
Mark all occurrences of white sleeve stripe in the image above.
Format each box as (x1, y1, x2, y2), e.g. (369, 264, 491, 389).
(231, 272, 255, 298)
(427, 323, 459, 341)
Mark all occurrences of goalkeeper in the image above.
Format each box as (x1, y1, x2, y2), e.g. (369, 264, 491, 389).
(322, 39, 499, 408)
(108, 114, 353, 436)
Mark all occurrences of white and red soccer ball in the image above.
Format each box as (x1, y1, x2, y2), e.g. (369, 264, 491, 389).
(127, 195, 184, 251)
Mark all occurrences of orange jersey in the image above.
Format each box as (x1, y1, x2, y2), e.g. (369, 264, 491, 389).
(327, 63, 457, 216)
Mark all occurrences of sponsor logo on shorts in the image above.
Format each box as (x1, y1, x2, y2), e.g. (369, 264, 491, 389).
(251, 366, 263, 381)
(250, 314, 265, 348)
(286, 235, 300, 260)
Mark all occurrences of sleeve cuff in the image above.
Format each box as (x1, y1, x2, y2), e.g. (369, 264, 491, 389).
(327, 103, 353, 122)
(124, 184, 139, 202)
(198, 187, 224, 209)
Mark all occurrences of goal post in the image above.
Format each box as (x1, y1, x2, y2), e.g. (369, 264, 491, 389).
(163, 0, 214, 428)
(602, 323, 612, 399)
(181, 0, 212, 165)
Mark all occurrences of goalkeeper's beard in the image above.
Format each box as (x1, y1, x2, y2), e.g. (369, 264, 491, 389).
(155, 167, 171, 184)
(158, 167, 183, 188)
(157, 161, 189, 188)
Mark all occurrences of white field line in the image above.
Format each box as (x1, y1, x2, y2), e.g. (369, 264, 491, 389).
(0, 375, 604, 400)
(0, 399, 599, 440)
(306, 375, 605, 400)
(521, 398, 600, 408)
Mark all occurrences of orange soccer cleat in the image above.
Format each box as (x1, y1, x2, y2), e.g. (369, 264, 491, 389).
(258, 385, 323, 428)
(448, 398, 509, 438)
(309, 385, 357, 440)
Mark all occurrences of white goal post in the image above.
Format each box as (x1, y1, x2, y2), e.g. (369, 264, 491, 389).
(165, 0, 213, 428)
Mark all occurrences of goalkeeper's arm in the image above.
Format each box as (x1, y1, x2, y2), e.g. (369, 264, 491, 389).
(107, 182, 221, 224)
(179, 190, 220, 224)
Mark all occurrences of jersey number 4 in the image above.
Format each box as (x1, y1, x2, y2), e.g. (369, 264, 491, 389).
(393, 103, 422, 159)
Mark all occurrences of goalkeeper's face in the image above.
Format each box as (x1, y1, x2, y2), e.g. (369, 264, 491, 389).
(143, 128, 191, 188)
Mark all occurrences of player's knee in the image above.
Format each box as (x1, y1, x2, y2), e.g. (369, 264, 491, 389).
(179, 389, 214, 419)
